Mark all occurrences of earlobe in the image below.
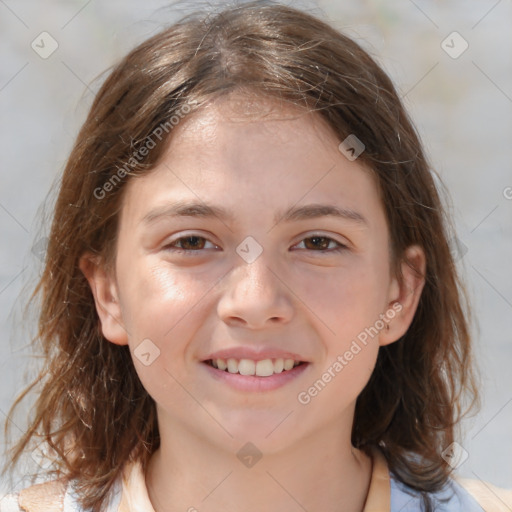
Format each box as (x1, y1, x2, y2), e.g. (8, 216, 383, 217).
(79, 252, 129, 346)
(379, 245, 426, 347)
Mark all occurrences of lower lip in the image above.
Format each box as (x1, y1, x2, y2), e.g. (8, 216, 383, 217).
(201, 361, 310, 392)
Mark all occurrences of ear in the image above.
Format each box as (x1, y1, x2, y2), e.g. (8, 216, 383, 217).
(79, 252, 129, 346)
(379, 245, 426, 347)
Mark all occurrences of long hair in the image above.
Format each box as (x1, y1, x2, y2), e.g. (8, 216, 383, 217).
(3, 2, 480, 510)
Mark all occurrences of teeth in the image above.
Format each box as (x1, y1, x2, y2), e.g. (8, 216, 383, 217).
(227, 358, 238, 374)
(274, 358, 284, 373)
(284, 359, 294, 371)
(256, 359, 274, 376)
(210, 358, 302, 377)
(238, 359, 255, 376)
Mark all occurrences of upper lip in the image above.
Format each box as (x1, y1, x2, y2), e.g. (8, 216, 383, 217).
(203, 347, 309, 362)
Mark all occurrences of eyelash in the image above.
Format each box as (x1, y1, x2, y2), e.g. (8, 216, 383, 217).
(163, 234, 347, 255)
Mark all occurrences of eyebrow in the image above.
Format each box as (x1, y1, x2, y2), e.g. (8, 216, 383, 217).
(141, 200, 368, 226)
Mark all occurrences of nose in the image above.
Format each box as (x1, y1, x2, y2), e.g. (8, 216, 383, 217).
(217, 254, 294, 329)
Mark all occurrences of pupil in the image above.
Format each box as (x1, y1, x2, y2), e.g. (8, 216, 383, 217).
(184, 236, 203, 249)
(308, 236, 327, 250)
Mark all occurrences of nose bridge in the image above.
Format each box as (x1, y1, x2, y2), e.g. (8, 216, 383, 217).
(217, 247, 293, 327)
(231, 249, 281, 305)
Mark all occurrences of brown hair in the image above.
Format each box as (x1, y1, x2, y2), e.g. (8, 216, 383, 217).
(3, 2, 480, 510)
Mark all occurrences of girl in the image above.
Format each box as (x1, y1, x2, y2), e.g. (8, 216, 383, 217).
(2, 2, 511, 511)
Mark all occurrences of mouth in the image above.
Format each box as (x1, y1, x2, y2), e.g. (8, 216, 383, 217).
(203, 358, 306, 377)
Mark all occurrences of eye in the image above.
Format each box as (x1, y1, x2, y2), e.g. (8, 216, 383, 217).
(163, 235, 218, 253)
(294, 235, 347, 253)
(163, 234, 346, 255)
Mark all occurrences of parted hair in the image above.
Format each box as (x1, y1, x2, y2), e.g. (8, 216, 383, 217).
(3, 2, 480, 511)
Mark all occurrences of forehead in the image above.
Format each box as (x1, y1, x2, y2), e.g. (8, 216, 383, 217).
(170, 91, 340, 154)
(119, 91, 385, 231)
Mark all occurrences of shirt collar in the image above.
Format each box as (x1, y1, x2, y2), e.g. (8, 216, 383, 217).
(363, 446, 391, 511)
(118, 446, 390, 512)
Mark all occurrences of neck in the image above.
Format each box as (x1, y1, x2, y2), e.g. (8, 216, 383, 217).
(145, 411, 373, 512)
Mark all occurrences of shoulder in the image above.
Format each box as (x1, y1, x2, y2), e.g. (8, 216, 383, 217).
(1, 479, 66, 512)
(456, 477, 512, 512)
(1, 472, 123, 512)
(390, 472, 512, 512)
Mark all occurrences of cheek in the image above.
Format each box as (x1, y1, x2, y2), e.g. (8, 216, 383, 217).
(117, 262, 209, 404)
(297, 258, 390, 337)
(118, 259, 208, 345)
(296, 265, 385, 411)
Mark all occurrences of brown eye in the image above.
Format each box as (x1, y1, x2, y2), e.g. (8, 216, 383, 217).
(165, 235, 216, 252)
(304, 236, 331, 250)
(294, 235, 347, 253)
(177, 236, 206, 250)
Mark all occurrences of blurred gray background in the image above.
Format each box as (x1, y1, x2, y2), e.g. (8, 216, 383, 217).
(1, 0, 511, 493)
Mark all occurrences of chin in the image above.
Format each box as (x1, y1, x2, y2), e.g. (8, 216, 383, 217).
(222, 410, 304, 449)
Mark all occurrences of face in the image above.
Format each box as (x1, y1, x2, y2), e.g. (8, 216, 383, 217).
(83, 93, 423, 454)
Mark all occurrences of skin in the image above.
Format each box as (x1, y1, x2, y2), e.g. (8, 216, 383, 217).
(81, 92, 425, 512)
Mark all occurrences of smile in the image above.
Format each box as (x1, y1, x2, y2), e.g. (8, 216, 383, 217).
(205, 357, 304, 377)
(201, 357, 310, 392)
